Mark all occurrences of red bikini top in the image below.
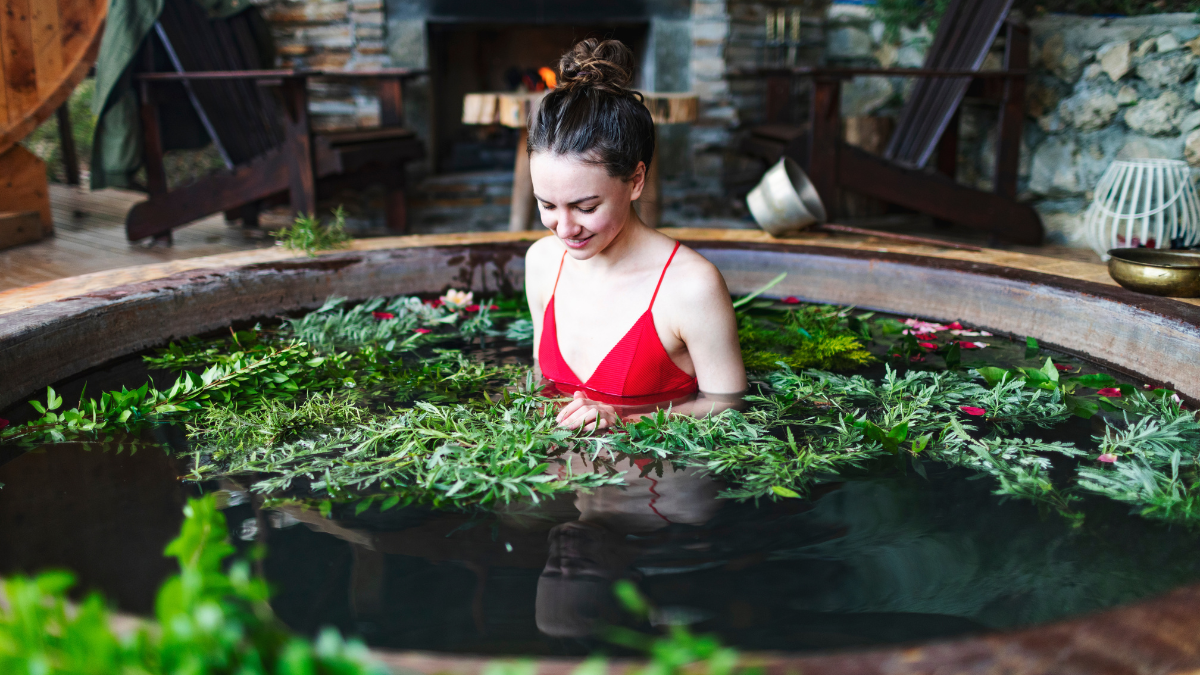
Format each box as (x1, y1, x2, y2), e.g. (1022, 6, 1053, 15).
(539, 241, 699, 405)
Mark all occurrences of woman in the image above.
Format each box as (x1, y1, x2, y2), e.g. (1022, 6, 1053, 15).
(525, 38, 746, 430)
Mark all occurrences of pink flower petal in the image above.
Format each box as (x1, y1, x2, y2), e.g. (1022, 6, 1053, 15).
(958, 341, 979, 349)
(918, 341, 937, 349)
(947, 321, 964, 330)
(372, 311, 395, 320)
(781, 296, 801, 304)
(1097, 388, 1122, 398)
(414, 328, 432, 334)
(1098, 453, 1118, 463)
(959, 406, 986, 416)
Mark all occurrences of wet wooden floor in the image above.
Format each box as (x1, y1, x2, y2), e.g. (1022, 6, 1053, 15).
(0, 185, 274, 292)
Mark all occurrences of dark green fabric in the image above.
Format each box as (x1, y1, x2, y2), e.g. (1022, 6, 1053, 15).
(90, 0, 162, 189)
(89, 0, 261, 189)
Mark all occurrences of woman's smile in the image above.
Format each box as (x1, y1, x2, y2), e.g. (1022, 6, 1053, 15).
(561, 232, 595, 249)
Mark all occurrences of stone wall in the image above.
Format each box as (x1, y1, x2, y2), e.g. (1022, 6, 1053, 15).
(1019, 13, 1200, 247)
(262, 0, 390, 131)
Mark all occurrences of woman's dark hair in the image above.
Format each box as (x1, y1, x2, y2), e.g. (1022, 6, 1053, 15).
(527, 38, 655, 180)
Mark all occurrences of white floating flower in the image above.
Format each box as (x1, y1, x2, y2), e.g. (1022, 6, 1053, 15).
(440, 289, 474, 309)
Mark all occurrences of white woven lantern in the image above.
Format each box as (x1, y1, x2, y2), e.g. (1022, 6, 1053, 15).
(1084, 158, 1200, 260)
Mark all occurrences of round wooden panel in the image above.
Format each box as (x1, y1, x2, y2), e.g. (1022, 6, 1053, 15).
(0, 0, 108, 156)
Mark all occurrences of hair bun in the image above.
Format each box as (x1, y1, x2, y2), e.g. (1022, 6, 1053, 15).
(557, 38, 634, 94)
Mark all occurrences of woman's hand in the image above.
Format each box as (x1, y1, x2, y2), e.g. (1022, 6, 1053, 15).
(556, 390, 619, 431)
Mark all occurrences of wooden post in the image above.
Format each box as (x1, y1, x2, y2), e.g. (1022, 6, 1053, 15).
(509, 128, 536, 232)
(139, 45, 168, 198)
(55, 104, 80, 186)
(995, 21, 1028, 203)
(379, 77, 404, 127)
(933, 108, 960, 229)
(383, 168, 407, 233)
(765, 75, 790, 125)
(807, 77, 841, 218)
(281, 76, 316, 218)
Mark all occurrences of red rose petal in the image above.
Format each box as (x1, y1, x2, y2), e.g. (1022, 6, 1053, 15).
(1054, 364, 1073, 372)
(946, 321, 964, 330)
(464, 304, 480, 312)
(488, 304, 499, 310)
(1097, 388, 1122, 398)
(918, 341, 937, 349)
(372, 311, 395, 320)
(959, 406, 986, 416)
(425, 299, 443, 308)
(915, 333, 936, 340)
(0, 418, 8, 431)
(957, 341, 979, 349)
(781, 296, 801, 304)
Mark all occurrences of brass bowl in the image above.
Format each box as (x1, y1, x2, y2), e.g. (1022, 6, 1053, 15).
(1107, 248, 1200, 297)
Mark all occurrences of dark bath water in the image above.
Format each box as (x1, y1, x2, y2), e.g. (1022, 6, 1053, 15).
(2, 315, 1199, 657)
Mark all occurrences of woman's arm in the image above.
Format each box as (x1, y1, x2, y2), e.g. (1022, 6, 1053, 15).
(674, 259, 747, 396)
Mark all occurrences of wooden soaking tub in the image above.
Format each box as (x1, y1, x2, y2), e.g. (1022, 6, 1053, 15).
(2, 228, 1200, 674)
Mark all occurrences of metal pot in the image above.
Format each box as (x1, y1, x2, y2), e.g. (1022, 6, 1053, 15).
(746, 157, 827, 236)
(1107, 248, 1200, 297)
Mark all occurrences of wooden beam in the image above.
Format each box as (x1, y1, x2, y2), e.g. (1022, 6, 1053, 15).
(0, 144, 51, 233)
(836, 142, 1043, 245)
(994, 22, 1029, 201)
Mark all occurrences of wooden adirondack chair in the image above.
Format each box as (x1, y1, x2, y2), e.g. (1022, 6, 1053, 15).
(127, 0, 425, 241)
(739, 0, 1042, 245)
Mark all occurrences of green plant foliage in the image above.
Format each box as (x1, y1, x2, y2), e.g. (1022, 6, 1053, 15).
(0, 495, 385, 674)
(284, 296, 455, 352)
(873, 0, 951, 41)
(187, 385, 625, 507)
(273, 207, 352, 256)
(738, 304, 874, 372)
(1075, 392, 1200, 522)
(601, 580, 752, 675)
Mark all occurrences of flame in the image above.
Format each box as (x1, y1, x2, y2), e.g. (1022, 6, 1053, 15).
(538, 67, 557, 89)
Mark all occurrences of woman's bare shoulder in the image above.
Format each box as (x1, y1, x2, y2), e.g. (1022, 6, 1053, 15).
(665, 244, 731, 303)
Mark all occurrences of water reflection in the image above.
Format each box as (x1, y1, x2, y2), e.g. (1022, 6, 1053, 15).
(8, 440, 1200, 656)
(536, 458, 722, 638)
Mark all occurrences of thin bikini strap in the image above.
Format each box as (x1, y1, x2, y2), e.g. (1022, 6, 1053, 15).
(551, 251, 568, 297)
(648, 241, 681, 310)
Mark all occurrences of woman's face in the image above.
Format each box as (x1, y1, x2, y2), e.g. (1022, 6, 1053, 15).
(530, 152, 644, 259)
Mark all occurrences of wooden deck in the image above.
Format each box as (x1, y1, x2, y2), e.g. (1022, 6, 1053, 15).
(0, 183, 1105, 297)
(0, 185, 274, 292)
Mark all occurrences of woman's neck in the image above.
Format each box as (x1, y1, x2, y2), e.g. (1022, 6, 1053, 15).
(588, 207, 649, 272)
